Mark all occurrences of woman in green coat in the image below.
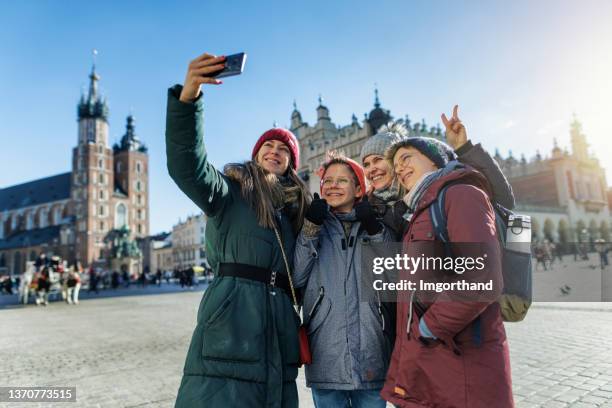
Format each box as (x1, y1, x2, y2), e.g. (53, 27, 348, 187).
(166, 52, 310, 407)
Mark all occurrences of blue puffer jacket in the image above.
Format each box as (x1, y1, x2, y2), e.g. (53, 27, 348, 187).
(293, 210, 393, 390)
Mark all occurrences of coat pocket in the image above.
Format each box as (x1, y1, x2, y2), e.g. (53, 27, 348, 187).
(306, 297, 331, 335)
(395, 315, 467, 406)
(201, 281, 265, 363)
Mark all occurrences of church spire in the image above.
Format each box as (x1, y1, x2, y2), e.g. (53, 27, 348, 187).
(570, 113, 588, 161)
(78, 49, 108, 122)
(290, 99, 303, 130)
(88, 49, 99, 102)
(316, 94, 330, 121)
(374, 85, 381, 109)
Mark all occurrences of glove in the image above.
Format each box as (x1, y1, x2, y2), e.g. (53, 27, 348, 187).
(305, 193, 329, 225)
(355, 196, 383, 235)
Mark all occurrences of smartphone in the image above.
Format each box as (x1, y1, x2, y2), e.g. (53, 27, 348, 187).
(213, 52, 247, 78)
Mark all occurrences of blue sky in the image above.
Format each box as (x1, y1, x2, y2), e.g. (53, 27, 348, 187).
(2, 0, 611, 233)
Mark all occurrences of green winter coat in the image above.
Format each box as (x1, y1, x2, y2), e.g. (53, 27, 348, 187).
(166, 85, 300, 408)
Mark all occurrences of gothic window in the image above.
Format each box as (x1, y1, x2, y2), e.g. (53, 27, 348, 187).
(98, 145, 103, 154)
(99, 159, 104, 169)
(136, 181, 142, 192)
(87, 121, 95, 143)
(99, 205, 104, 216)
(100, 221, 104, 232)
(137, 195, 142, 205)
(137, 209, 143, 220)
(115, 203, 128, 228)
(137, 224, 142, 234)
(99, 173, 104, 184)
(136, 161, 141, 173)
(99, 190, 104, 200)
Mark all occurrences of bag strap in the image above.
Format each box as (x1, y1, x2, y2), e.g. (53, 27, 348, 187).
(429, 184, 453, 244)
(272, 224, 300, 311)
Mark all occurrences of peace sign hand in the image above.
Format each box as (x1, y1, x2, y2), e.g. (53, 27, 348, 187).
(441, 105, 468, 150)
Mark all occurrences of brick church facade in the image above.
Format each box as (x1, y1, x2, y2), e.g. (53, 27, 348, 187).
(0, 65, 149, 275)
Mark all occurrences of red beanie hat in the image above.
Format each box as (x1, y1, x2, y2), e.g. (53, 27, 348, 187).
(251, 128, 300, 170)
(318, 156, 367, 199)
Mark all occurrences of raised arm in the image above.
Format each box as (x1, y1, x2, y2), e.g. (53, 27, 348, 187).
(165, 53, 232, 216)
(442, 105, 515, 209)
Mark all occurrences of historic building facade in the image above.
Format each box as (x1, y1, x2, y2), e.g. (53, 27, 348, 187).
(0, 66, 149, 275)
(495, 116, 610, 243)
(292, 94, 610, 244)
(171, 214, 207, 271)
(291, 90, 441, 193)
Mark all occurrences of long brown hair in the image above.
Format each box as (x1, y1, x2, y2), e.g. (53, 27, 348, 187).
(224, 161, 310, 232)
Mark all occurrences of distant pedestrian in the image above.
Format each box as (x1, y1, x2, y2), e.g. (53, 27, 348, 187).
(156, 269, 162, 286)
(535, 242, 548, 271)
(1, 275, 13, 295)
(111, 271, 120, 289)
(139, 271, 147, 288)
(595, 239, 609, 270)
(553, 241, 564, 263)
(88, 266, 99, 294)
(66, 266, 81, 304)
(121, 269, 129, 287)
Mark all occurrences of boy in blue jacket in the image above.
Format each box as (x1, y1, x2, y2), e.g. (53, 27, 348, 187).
(294, 152, 392, 408)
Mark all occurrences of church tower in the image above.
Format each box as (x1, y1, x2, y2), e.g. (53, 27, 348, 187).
(113, 114, 149, 239)
(72, 62, 113, 264)
(570, 114, 589, 162)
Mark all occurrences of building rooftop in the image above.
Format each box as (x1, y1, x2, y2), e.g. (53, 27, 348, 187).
(0, 172, 71, 212)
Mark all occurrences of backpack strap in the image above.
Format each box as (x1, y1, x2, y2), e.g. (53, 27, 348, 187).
(429, 184, 453, 244)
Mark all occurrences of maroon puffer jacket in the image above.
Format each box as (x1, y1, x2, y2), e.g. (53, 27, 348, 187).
(381, 167, 513, 408)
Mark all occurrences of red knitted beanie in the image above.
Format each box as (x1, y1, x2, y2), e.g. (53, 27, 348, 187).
(251, 128, 300, 170)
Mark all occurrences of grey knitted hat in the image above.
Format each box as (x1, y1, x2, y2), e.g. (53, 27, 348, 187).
(360, 121, 408, 163)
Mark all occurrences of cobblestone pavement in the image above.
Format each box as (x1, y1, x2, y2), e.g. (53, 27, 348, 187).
(1, 288, 612, 407)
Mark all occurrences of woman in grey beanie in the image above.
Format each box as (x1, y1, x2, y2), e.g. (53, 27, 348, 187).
(360, 105, 515, 239)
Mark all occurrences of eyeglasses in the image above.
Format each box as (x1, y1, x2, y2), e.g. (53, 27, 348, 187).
(394, 153, 413, 171)
(321, 177, 352, 187)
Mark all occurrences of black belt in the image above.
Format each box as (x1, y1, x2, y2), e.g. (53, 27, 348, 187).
(218, 263, 295, 299)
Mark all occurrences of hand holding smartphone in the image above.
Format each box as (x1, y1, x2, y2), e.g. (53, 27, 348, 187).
(212, 52, 247, 78)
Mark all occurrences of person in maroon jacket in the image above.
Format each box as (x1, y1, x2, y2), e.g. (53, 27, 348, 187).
(380, 106, 513, 408)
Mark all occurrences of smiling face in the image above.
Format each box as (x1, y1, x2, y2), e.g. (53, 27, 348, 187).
(321, 163, 363, 213)
(393, 146, 438, 192)
(363, 154, 394, 191)
(255, 139, 291, 176)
